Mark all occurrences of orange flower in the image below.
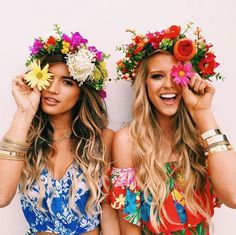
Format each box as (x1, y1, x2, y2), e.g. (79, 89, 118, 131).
(173, 38, 196, 61)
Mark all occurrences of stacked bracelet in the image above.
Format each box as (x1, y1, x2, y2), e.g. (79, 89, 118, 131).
(200, 129, 232, 157)
(0, 135, 29, 161)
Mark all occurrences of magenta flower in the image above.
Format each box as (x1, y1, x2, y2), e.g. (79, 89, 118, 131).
(171, 62, 194, 86)
(88, 46, 103, 61)
(62, 32, 88, 48)
(29, 39, 44, 54)
(99, 89, 107, 99)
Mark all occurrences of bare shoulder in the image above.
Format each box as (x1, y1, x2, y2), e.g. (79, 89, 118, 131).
(112, 126, 134, 168)
(103, 128, 114, 141)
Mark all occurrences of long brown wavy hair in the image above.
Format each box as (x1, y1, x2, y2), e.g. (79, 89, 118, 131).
(20, 54, 108, 216)
(129, 51, 211, 232)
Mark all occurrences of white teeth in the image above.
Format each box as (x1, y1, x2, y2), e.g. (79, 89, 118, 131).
(160, 94, 176, 98)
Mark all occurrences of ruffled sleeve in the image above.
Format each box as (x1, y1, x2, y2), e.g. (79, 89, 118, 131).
(110, 167, 141, 226)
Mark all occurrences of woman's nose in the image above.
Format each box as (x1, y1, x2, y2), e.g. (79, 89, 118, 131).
(164, 75, 174, 88)
(47, 79, 59, 94)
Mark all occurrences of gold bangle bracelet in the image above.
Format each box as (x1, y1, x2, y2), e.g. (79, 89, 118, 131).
(203, 134, 228, 147)
(205, 144, 233, 157)
(0, 149, 26, 157)
(0, 141, 29, 152)
(201, 129, 222, 140)
(0, 153, 25, 161)
(206, 140, 230, 150)
(3, 135, 30, 148)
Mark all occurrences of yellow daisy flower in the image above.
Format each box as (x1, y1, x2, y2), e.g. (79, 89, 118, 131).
(24, 61, 53, 91)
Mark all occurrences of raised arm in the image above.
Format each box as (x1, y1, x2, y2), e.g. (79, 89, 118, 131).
(182, 74, 236, 208)
(0, 75, 40, 207)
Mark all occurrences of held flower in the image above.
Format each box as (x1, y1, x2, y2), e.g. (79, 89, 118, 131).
(24, 61, 53, 91)
(171, 62, 194, 86)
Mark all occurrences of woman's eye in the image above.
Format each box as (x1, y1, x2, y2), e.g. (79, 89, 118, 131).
(151, 74, 163, 79)
(63, 80, 74, 86)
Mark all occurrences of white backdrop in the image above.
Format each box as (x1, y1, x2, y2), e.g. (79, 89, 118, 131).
(0, 0, 235, 234)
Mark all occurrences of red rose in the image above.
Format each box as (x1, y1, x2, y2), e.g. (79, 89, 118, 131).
(173, 38, 196, 61)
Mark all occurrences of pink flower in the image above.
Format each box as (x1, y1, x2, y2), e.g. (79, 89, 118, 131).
(171, 62, 194, 86)
(88, 46, 103, 61)
(62, 32, 88, 48)
(29, 39, 44, 54)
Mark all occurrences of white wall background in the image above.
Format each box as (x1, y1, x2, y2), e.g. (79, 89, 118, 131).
(0, 0, 235, 234)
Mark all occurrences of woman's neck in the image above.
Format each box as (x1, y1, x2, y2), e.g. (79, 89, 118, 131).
(49, 114, 72, 135)
(157, 115, 174, 137)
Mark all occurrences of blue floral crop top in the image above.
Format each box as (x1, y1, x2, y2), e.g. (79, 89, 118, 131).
(20, 162, 100, 235)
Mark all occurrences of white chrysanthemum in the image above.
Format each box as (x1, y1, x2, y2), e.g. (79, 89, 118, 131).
(66, 47, 96, 85)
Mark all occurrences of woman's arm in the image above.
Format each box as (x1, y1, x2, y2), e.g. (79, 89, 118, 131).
(191, 110, 236, 208)
(101, 128, 121, 235)
(0, 75, 40, 207)
(182, 74, 236, 208)
(111, 127, 142, 235)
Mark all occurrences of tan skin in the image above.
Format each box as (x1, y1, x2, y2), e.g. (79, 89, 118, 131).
(112, 53, 236, 234)
(0, 63, 120, 235)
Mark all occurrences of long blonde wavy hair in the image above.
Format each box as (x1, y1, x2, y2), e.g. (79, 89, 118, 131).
(129, 52, 212, 232)
(20, 55, 108, 216)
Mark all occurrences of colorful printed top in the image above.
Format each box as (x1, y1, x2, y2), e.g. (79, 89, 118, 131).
(20, 162, 100, 235)
(110, 162, 220, 235)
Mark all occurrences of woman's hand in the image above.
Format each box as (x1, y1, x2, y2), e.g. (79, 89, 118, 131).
(181, 73, 215, 115)
(181, 73, 217, 131)
(12, 74, 41, 115)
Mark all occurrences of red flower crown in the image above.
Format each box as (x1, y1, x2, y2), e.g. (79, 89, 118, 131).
(116, 23, 222, 83)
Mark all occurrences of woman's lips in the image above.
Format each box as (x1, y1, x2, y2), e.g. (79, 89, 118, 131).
(43, 97, 60, 106)
(160, 93, 177, 105)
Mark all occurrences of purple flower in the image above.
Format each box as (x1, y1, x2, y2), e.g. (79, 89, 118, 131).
(88, 46, 103, 61)
(62, 32, 88, 48)
(29, 39, 44, 54)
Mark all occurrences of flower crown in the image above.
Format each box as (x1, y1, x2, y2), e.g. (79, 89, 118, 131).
(116, 23, 222, 85)
(25, 25, 109, 96)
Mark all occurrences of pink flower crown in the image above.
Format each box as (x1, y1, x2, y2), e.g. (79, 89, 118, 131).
(26, 25, 109, 95)
(116, 23, 223, 84)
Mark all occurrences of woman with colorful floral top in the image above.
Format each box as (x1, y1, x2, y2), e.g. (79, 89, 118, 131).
(110, 23, 236, 234)
(0, 26, 120, 235)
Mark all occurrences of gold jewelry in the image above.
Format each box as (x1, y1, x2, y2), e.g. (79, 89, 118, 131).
(200, 129, 222, 140)
(205, 144, 233, 157)
(4, 135, 29, 148)
(1, 135, 29, 152)
(0, 149, 26, 157)
(0, 140, 28, 152)
(53, 132, 72, 143)
(0, 149, 26, 161)
(203, 134, 229, 148)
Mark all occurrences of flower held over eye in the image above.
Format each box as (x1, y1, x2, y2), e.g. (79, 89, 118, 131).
(171, 62, 194, 86)
(24, 61, 53, 91)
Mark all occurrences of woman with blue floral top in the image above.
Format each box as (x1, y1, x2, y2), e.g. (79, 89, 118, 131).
(110, 24, 236, 235)
(0, 26, 120, 235)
